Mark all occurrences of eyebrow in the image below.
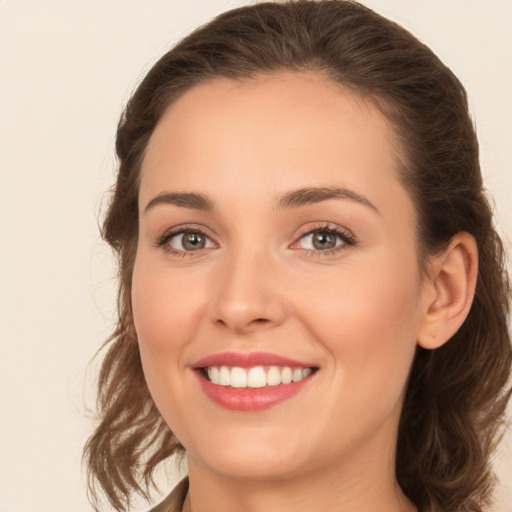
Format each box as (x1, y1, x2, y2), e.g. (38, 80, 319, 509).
(144, 192, 214, 212)
(144, 186, 379, 214)
(276, 187, 379, 214)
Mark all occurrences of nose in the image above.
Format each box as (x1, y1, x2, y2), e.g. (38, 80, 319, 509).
(210, 248, 287, 335)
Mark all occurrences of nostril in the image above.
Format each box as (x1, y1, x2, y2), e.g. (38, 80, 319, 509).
(214, 316, 271, 333)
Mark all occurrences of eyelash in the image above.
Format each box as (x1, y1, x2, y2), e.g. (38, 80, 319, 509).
(156, 223, 357, 258)
(293, 224, 357, 257)
(156, 224, 215, 257)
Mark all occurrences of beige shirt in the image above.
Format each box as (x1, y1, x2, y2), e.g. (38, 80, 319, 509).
(147, 478, 189, 512)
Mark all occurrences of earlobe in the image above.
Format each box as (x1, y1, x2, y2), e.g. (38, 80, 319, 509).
(417, 232, 478, 350)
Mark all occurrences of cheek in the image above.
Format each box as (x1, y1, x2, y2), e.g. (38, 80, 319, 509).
(131, 257, 206, 355)
(299, 253, 422, 391)
(130, 254, 208, 433)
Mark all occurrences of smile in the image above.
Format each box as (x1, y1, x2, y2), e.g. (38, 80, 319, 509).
(204, 365, 313, 388)
(193, 352, 318, 411)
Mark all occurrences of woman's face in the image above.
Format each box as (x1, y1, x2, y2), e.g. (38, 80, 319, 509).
(132, 72, 428, 482)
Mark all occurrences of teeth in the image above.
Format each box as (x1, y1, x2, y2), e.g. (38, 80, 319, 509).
(302, 368, 312, 379)
(205, 365, 314, 388)
(219, 366, 231, 386)
(247, 366, 267, 388)
(207, 366, 219, 384)
(281, 366, 293, 384)
(292, 368, 303, 382)
(230, 367, 247, 388)
(266, 366, 281, 386)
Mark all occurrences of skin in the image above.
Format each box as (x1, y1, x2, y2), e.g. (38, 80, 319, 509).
(131, 72, 477, 512)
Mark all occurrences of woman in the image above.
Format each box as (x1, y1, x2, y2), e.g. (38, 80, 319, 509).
(84, 1, 512, 511)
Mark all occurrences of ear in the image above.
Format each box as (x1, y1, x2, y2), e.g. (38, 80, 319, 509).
(417, 232, 478, 350)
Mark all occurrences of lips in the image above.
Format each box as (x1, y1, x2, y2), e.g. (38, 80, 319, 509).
(193, 352, 315, 368)
(192, 352, 318, 411)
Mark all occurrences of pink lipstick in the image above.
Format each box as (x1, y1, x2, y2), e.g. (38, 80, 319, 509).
(193, 352, 317, 411)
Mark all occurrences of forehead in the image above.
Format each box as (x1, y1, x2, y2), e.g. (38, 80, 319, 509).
(140, 71, 410, 218)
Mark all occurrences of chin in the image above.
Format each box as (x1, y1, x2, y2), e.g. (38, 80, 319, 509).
(186, 427, 313, 481)
(201, 453, 306, 481)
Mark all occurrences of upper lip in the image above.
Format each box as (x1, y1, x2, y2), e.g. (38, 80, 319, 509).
(192, 351, 317, 369)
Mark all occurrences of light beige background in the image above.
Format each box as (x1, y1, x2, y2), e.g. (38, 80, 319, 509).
(0, 1, 510, 511)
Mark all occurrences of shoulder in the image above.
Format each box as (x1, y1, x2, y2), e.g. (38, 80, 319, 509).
(147, 478, 189, 512)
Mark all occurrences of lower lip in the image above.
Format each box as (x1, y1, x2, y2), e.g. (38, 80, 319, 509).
(195, 372, 313, 411)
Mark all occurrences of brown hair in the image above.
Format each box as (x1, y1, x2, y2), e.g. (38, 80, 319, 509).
(84, 1, 512, 511)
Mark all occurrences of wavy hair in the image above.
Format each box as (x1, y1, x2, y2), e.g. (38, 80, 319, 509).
(84, 1, 512, 511)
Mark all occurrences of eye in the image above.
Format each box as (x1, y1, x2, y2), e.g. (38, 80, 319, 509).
(170, 231, 209, 251)
(157, 227, 216, 255)
(300, 231, 340, 250)
(293, 225, 356, 254)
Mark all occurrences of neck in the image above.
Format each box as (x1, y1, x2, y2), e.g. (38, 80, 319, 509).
(184, 447, 417, 512)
